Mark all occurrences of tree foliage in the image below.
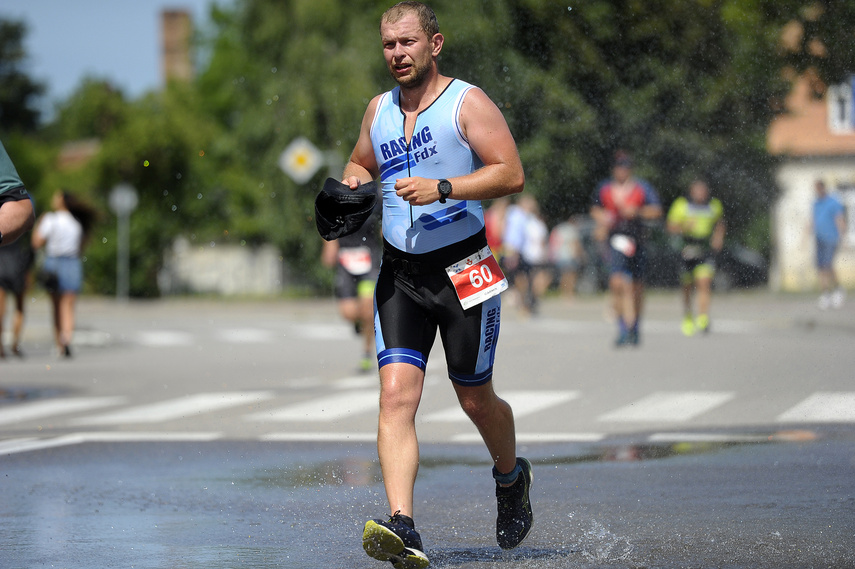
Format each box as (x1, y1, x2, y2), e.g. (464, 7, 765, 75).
(0, 20, 44, 132)
(3, 1, 855, 296)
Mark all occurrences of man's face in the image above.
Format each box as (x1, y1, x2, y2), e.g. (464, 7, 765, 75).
(612, 165, 631, 184)
(690, 182, 709, 204)
(380, 13, 437, 88)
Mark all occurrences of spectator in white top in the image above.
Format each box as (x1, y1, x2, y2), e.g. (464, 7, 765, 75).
(32, 190, 97, 357)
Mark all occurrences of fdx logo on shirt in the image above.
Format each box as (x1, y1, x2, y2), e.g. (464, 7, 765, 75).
(379, 126, 437, 165)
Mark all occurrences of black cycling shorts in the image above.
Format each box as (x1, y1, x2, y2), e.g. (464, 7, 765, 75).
(374, 233, 501, 387)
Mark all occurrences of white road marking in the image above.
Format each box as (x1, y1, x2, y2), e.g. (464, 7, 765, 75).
(598, 391, 735, 422)
(245, 390, 378, 422)
(0, 432, 221, 456)
(0, 397, 126, 426)
(331, 376, 378, 390)
(777, 392, 855, 423)
(451, 432, 604, 443)
(216, 328, 277, 344)
(259, 432, 377, 442)
(72, 391, 274, 425)
(423, 390, 580, 422)
(531, 319, 758, 335)
(648, 432, 768, 443)
(135, 330, 194, 346)
(292, 323, 352, 341)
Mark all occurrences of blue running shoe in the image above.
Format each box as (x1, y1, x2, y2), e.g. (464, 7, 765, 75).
(363, 511, 429, 568)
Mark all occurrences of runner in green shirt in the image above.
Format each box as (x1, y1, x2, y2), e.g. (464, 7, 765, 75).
(666, 180, 725, 336)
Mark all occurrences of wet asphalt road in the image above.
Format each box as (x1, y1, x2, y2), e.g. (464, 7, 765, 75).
(1, 291, 854, 568)
(2, 436, 853, 568)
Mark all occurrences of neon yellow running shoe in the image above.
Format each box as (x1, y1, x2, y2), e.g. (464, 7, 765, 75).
(360, 353, 373, 373)
(363, 512, 429, 569)
(681, 316, 696, 337)
(696, 314, 710, 334)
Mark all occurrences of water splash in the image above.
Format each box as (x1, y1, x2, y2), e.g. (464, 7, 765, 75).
(577, 520, 635, 563)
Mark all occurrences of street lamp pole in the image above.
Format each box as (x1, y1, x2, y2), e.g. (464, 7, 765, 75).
(108, 183, 139, 302)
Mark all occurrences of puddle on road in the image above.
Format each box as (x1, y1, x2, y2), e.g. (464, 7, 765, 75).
(235, 436, 807, 491)
(237, 456, 381, 490)
(0, 386, 70, 402)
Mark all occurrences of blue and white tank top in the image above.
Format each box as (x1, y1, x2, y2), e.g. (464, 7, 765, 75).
(369, 79, 485, 254)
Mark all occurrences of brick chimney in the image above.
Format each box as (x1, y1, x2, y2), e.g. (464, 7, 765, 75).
(161, 10, 193, 84)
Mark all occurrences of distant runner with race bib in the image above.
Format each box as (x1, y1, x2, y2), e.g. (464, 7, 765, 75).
(666, 179, 725, 335)
(343, 3, 533, 566)
(591, 151, 662, 347)
(320, 190, 382, 371)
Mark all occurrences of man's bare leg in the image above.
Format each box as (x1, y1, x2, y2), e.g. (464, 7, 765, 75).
(453, 381, 517, 477)
(377, 362, 425, 517)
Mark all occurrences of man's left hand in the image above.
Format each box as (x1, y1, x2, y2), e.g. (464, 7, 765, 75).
(395, 177, 439, 206)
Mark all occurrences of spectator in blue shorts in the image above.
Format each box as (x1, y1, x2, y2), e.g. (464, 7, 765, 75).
(32, 190, 97, 357)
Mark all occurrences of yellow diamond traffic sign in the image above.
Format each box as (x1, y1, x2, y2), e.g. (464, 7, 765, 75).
(279, 136, 324, 184)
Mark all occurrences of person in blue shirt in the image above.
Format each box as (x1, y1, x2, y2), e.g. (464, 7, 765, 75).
(811, 180, 846, 309)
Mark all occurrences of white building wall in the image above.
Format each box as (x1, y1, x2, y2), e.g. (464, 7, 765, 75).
(158, 237, 284, 296)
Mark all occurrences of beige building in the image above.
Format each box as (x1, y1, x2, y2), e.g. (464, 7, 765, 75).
(767, 74, 855, 291)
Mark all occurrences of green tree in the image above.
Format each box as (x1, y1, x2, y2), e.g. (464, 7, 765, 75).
(0, 19, 44, 132)
(782, 1, 855, 85)
(46, 78, 129, 141)
(195, 0, 385, 288)
(19, 0, 855, 296)
(194, 0, 812, 275)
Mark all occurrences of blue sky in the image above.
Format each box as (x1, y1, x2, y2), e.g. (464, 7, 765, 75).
(0, 0, 232, 112)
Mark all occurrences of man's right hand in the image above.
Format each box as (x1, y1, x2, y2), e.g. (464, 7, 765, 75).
(342, 176, 363, 190)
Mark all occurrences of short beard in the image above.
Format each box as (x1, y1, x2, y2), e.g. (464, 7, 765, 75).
(392, 59, 430, 89)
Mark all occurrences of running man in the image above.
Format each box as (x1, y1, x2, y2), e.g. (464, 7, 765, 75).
(320, 193, 382, 371)
(666, 180, 725, 335)
(343, 3, 532, 566)
(590, 151, 662, 346)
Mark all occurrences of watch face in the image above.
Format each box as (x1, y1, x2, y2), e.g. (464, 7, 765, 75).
(439, 180, 452, 195)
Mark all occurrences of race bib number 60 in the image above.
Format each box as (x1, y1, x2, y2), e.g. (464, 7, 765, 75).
(445, 246, 508, 310)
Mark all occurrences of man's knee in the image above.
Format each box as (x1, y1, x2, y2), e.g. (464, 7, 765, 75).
(379, 366, 424, 414)
(458, 387, 502, 423)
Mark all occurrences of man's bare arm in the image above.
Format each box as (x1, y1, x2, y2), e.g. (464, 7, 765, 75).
(394, 87, 524, 205)
(343, 96, 382, 189)
(0, 199, 35, 246)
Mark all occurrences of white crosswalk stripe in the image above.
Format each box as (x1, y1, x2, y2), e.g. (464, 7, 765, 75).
(71, 391, 274, 425)
(423, 390, 580, 422)
(135, 330, 195, 346)
(598, 391, 736, 422)
(0, 397, 126, 426)
(777, 392, 855, 423)
(260, 432, 377, 442)
(0, 432, 222, 455)
(3, 389, 855, 457)
(452, 432, 604, 443)
(215, 328, 277, 344)
(246, 390, 379, 422)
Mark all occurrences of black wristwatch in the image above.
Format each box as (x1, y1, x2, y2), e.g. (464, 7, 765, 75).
(437, 179, 452, 203)
(0, 230, 3, 244)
